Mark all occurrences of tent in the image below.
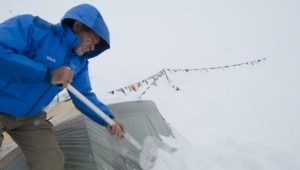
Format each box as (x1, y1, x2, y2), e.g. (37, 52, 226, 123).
(0, 100, 173, 170)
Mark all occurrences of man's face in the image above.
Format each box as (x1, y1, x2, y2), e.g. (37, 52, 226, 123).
(72, 22, 100, 56)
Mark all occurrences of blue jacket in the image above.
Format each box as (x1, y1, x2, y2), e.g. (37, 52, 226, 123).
(0, 4, 113, 126)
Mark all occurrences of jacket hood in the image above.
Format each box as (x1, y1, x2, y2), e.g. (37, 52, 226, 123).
(61, 4, 110, 58)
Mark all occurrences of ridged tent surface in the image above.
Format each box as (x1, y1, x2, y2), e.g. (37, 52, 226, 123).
(0, 100, 173, 170)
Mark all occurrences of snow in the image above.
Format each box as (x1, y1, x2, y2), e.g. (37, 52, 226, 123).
(1, 0, 300, 169)
(152, 134, 300, 170)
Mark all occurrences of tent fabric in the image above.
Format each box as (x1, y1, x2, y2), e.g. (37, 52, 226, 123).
(0, 145, 27, 170)
(0, 100, 173, 170)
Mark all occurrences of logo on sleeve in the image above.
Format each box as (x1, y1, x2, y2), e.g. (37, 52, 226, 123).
(46, 56, 56, 63)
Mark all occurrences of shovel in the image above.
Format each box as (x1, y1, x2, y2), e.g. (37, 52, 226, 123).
(66, 84, 175, 169)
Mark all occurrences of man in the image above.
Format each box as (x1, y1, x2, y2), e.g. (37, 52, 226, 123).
(0, 3, 124, 170)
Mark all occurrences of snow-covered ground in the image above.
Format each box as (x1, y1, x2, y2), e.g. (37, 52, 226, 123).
(1, 0, 300, 169)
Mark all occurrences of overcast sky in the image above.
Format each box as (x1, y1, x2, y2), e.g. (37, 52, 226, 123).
(1, 0, 299, 80)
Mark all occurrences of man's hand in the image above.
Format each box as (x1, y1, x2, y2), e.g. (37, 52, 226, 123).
(107, 119, 125, 139)
(51, 66, 73, 88)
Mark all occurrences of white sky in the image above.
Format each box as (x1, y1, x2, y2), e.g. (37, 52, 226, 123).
(1, 0, 300, 169)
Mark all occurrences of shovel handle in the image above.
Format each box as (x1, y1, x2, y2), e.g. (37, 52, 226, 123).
(66, 84, 142, 150)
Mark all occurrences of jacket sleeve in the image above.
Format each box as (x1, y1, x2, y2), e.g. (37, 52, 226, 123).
(68, 60, 113, 127)
(0, 15, 49, 83)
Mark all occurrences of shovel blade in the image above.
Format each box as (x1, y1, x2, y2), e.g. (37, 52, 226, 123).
(138, 136, 177, 170)
(138, 136, 161, 169)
